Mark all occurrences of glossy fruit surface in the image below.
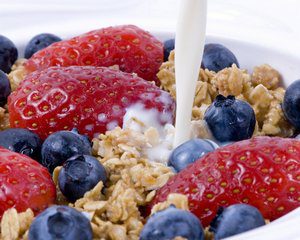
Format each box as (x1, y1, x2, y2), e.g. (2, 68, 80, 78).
(28, 205, 92, 240)
(163, 38, 175, 61)
(25, 33, 62, 59)
(0, 128, 42, 161)
(58, 155, 107, 202)
(149, 137, 300, 227)
(0, 147, 56, 218)
(8, 66, 175, 140)
(204, 95, 256, 142)
(209, 204, 265, 240)
(201, 43, 239, 72)
(140, 205, 204, 240)
(283, 79, 300, 129)
(168, 138, 217, 172)
(0, 35, 18, 73)
(41, 129, 91, 172)
(0, 70, 11, 106)
(24, 25, 163, 83)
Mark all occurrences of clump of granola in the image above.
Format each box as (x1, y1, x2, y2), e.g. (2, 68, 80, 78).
(7, 58, 27, 91)
(158, 51, 294, 137)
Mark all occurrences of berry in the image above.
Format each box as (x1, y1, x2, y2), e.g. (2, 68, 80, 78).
(28, 205, 92, 240)
(149, 137, 300, 227)
(8, 66, 175, 140)
(209, 204, 265, 240)
(168, 138, 217, 172)
(163, 38, 175, 61)
(204, 95, 256, 142)
(58, 155, 107, 202)
(0, 128, 42, 161)
(24, 33, 62, 59)
(0, 35, 18, 73)
(24, 25, 163, 83)
(283, 79, 300, 129)
(0, 147, 56, 217)
(201, 43, 239, 72)
(41, 129, 91, 172)
(0, 70, 11, 106)
(140, 205, 204, 240)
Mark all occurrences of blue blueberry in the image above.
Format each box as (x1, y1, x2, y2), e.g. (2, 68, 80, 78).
(28, 205, 92, 240)
(168, 139, 217, 172)
(204, 95, 256, 142)
(140, 205, 204, 240)
(209, 204, 265, 240)
(25, 33, 61, 59)
(0, 128, 42, 161)
(283, 80, 300, 129)
(201, 43, 239, 72)
(58, 155, 107, 202)
(163, 38, 175, 61)
(0, 35, 18, 73)
(0, 70, 11, 106)
(41, 129, 91, 172)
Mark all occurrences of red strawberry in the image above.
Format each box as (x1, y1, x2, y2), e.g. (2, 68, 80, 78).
(8, 66, 175, 140)
(0, 147, 56, 217)
(24, 25, 163, 84)
(148, 137, 300, 227)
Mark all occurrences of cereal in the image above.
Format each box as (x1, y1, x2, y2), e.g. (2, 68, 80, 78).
(158, 50, 294, 137)
(0, 208, 34, 240)
(7, 58, 27, 91)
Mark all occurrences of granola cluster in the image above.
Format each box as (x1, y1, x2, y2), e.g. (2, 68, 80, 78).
(0, 51, 293, 240)
(158, 51, 294, 137)
(0, 124, 175, 240)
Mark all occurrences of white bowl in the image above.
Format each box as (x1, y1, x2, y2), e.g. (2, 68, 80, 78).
(11, 29, 300, 240)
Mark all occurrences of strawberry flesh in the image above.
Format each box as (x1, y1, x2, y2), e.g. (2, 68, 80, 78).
(8, 66, 175, 140)
(148, 137, 300, 227)
(0, 147, 56, 217)
(24, 25, 164, 84)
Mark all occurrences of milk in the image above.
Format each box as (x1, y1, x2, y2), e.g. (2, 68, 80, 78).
(173, 0, 207, 147)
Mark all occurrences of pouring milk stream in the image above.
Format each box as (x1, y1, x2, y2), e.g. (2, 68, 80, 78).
(173, 0, 207, 147)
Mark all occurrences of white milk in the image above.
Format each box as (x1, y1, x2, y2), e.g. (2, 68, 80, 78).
(173, 0, 207, 147)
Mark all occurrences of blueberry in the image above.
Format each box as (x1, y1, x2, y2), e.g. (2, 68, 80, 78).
(28, 205, 92, 240)
(0, 128, 42, 161)
(0, 35, 18, 73)
(163, 38, 175, 61)
(209, 204, 265, 240)
(0, 70, 11, 106)
(201, 43, 239, 72)
(140, 205, 204, 240)
(41, 129, 91, 172)
(25, 33, 61, 59)
(204, 95, 256, 142)
(58, 155, 107, 202)
(283, 80, 300, 129)
(168, 139, 217, 172)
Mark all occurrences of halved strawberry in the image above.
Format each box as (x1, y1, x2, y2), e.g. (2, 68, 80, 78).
(24, 25, 163, 84)
(8, 66, 175, 140)
(148, 137, 300, 227)
(0, 147, 56, 217)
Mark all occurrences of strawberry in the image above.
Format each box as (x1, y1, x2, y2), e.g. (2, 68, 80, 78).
(8, 66, 175, 140)
(0, 147, 56, 217)
(24, 25, 163, 84)
(148, 137, 300, 227)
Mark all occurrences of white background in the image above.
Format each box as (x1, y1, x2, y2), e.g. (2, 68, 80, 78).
(1, 0, 300, 56)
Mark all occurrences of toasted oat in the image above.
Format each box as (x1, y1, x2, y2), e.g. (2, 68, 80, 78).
(0, 106, 10, 130)
(7, 58, 27, 91)
(0, 208, 34, 240)
(158, 51, 294, 137)
(252, 64, 281, 90)
(151, 193, 189, 215)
